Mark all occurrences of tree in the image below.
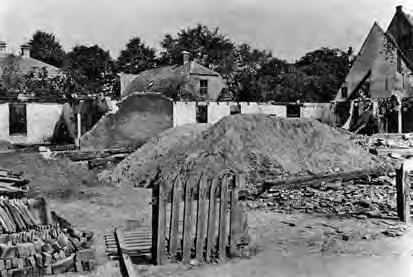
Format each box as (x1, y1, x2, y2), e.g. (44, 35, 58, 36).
(29, 31, 66, 68)
(64, 45, 116, 95)
(117, 36, 156, 74)
(0, 55, 25, 95)
(159, 24, 236, 74)
(294, 47, 350, 102)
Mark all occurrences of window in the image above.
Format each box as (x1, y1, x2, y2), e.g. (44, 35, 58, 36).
(196, 104, 208, 123)
(9, 103, 27, 135)
(200, 80, 208, 96)
(230, 104, 241, 115)
(341, 87, 348, 98)
(286, 104, 300, 118)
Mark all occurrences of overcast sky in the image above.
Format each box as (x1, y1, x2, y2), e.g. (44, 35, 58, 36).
(1, 0, 413, 62)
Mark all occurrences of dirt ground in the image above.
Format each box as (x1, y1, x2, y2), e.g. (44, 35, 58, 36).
(1, 152, 413, 277)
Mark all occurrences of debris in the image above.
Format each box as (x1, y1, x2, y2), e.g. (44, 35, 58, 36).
(110, 114, 384, 189)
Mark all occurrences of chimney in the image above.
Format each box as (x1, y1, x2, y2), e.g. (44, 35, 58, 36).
(396, 5, 403, 13)
(0, 41, 6, 55)
(20, 43, 31, 58)
(182, 51, 189, 64)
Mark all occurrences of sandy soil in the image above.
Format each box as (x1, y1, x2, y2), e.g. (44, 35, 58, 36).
(1, 152, 413, 277)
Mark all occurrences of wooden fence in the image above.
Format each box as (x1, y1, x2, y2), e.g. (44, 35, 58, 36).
(396, 161, 413, 223)
(151, 173, 249, 265)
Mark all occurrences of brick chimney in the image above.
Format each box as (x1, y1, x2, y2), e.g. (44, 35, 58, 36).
(396, 5, 403, 13)
(20, 43, 31, 58)
(182, 51, 189, 64)
(0, 41, 6, 56)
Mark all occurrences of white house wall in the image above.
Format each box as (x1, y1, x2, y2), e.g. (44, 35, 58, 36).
(0, 102, 63, 144)
(239, 102, 260, 114)
(0, 104, 9, 142)
(173, 102, 197, 127)
(258, 104, 287, 117)
(208, 102, 230, 124)
(300, 103, 332, 120)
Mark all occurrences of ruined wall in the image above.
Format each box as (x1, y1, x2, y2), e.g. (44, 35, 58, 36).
(27, 103, 63, 144)
(258, 104, 287, 116)
(207, 102, 230, 124)
(0, 103, 9, 142)
(173, 102, 197, 127)
(301, 103, 334, 123)
(0, 102, 63, 144)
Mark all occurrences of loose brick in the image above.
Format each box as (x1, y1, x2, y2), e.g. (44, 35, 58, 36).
(51, 254, 75, 274)
(28, 257, 36, 267)
(41, 244, 53, 255)
(44, 265, 52, 275)
(75, 260, 83, 272)
(87, 260, 95, 271)
(11, 258, 18, 269)
(0, 270, 6, 277)
(42, 253, 52, 266)
(69, 238, 80, 250)
(51, 242, 61, 252)
(59, 250, 66, 260)
(34, 254, 43, 267)
(17, 245, 30, 258)
(0, 260, 4, 271)
(16, 258, 24, 269)
(57, 233, 68, 248)
(0, 245, 17, 259)
(25, 267, 33, 276)
(5, 259, 11, 269)
(9, 268, 24, 277)
(28, 245, 36, 257)
(52, 252, 60, 262)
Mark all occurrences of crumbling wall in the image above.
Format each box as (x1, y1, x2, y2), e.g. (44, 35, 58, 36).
(27, 103, 63, 144)
(207, 102, 230, 124)
(0, 103, 9, 142)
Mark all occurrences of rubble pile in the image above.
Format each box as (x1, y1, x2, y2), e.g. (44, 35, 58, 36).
(249, 179, 398, 219)
(111, 114, 383, 188)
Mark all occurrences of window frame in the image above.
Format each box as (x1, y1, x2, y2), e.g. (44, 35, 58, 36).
(199, 79, 208, 96)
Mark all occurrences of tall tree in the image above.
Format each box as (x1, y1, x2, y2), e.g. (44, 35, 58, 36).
(294, 47, 350, 102)
(29, 31, 66, 68)
(159, 24, 236, 74)
(65, 45, 115, 95)
(117, 36, 156, 74)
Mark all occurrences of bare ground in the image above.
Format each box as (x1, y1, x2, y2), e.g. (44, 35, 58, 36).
(1, 152, 413, 277)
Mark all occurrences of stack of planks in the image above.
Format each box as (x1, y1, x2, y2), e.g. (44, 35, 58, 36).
(0, 197, 37, 233)
(0, 168, 29, 196)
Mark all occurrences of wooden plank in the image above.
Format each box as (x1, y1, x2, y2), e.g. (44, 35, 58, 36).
(229, 175, 242, 257)
(151, 180, 167, 265)
(168, 176, 182, 261)
(218, 175, 229, 262)
(206, 177, 219, 262)
(252, 168, 391, 197)
(114, 229, 138, 277)
(182, 175, 195, 264)
(195, 175, 208, 263)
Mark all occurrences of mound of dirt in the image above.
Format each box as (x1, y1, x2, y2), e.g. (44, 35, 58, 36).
(80, 93, 173, 151)
(101, 123, 211, 186)
(109, 114, 384, 189)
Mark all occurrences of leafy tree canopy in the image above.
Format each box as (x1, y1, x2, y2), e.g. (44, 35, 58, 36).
(117, 36, 156, 74)
(29, 31, 66, 68)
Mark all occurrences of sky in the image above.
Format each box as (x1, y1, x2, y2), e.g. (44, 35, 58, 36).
(1, 0, 413, 62)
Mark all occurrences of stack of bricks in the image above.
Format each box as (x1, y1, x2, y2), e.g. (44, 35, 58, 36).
(0, 220, 95, 276)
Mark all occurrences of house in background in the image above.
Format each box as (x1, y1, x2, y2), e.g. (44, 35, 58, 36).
(0, 42, 65, 145)
(120, 51, 226, 101)
(334, 6, 413, 133)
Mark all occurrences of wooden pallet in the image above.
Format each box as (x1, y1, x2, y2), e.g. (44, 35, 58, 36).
(105, 227, 152, 259)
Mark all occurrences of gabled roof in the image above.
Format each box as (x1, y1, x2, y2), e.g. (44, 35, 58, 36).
(0, 55, 61, 78)
(123, 61, 220, 96)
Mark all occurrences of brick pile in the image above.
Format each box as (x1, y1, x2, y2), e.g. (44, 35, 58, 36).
(0, 198, 95, 276)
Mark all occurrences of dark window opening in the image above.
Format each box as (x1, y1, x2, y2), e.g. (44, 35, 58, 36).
(341, 87, 348, 98)
(9, 103, 27, 135)
(196, 104, 208, 123)
(200, 80, 208, 96)
(286, 104, 300, 118)
(230, 104, 241, 115)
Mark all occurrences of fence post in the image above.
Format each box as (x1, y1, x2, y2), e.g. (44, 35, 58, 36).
(396, 163, 411, 223)
(151, 180, 167, 265)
